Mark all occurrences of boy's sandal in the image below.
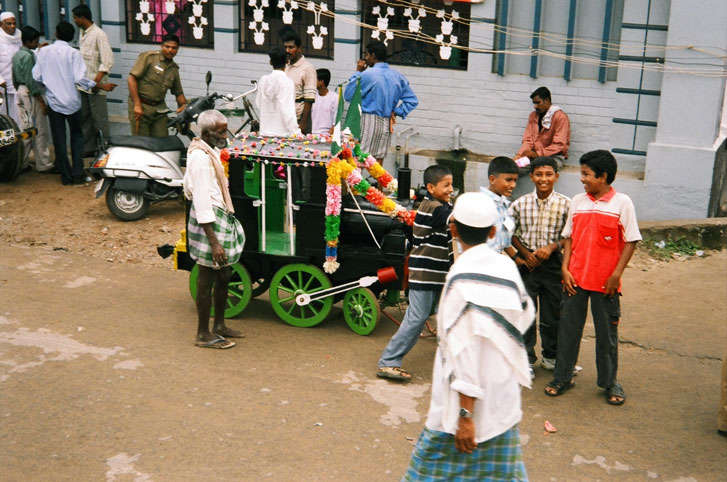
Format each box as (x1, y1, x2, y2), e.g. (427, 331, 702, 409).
(544, 379, 575, 397)
(607, 383, 625, 405)
(376, 367, 412, 381)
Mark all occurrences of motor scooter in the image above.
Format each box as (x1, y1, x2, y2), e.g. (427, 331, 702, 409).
(90, 72, 258, 221)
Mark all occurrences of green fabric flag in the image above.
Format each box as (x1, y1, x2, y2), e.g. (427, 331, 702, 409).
(331, 84, 345, 156)
(343, 78, 362, 140)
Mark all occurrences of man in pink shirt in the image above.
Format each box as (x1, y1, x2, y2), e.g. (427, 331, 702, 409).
(516, 86, 570, 163)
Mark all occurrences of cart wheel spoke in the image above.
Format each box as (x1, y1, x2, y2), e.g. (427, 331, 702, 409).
(277, 284, 296, 294)
(279, 294, 297, 303)
(283, 274, 298, 290)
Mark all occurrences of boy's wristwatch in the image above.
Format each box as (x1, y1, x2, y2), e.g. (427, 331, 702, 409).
(459, 408, 474, 419)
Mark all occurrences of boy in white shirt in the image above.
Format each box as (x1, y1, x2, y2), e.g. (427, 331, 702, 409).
(256, 46, 300, 137)
(311, 68, 337, 136)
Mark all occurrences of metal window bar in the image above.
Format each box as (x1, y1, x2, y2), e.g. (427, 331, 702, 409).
(598, 0, 615, 83)
(496, 0, 508, 76)
(563, 0, 577, 81)
(529, 0, 542, 78)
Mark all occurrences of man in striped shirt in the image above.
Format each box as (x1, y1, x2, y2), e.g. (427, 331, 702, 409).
(377, 165, 453, 381)
(510, 157, 570, 375)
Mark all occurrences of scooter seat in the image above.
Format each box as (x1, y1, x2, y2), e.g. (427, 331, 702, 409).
(108, 135, 184, 152)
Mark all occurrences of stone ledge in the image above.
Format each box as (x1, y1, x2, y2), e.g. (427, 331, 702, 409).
(639, 218, 727, 250)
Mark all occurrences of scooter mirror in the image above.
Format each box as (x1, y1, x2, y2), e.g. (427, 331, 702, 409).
(205, 71, 212, 86)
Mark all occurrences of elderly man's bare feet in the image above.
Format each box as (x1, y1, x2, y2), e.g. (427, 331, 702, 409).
(213, 326, 244, 338)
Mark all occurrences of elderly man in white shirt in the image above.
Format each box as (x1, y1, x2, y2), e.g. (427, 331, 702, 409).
(72, 3, 116, 157)
(256, 46, 301, 138)
(183, 110, 245, 350)
(403, 192, 534, 481)
(32, 21, 96, 185)
(0, 11, 22, 126)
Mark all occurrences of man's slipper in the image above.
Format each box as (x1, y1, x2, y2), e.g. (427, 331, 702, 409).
(544, 379, 575, 397)
(195, 336, 236, 349)
(376, 367, 412, 381)
(213, 327, 245, 338)
(607, 383, 625, 405)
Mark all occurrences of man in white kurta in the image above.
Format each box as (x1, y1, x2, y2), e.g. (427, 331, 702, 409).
(256, 46, 301, 138)
(404, 192, 534, 481)
(0, 11, 22, 126)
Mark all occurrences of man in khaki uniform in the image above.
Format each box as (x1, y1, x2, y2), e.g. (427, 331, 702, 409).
(128, 34, 187, 136)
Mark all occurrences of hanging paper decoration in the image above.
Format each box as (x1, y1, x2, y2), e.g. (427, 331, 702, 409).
(187, 0, 209, 39)
(278, 0, 299, 24)
(436, 9, 459, 60)
(248, 0, 270, 45)
(136, 1, 155, 36)
(371, 5, 395, 45)
(403, 7, 426, 34)
(306, 2, 329, 50)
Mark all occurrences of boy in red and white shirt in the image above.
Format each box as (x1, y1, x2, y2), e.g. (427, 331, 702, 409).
(544, 150, 641, 406)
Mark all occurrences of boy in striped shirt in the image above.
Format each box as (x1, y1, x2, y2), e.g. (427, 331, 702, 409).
(377, 165, 453, 381)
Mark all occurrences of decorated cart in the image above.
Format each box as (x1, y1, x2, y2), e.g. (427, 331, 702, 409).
(165, 133, 418, 335)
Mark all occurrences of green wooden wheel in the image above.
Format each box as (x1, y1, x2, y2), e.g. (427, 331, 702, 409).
(188, 262, 252, 318)
(343, 287, 380, 336)
(269, 264, 333, 327)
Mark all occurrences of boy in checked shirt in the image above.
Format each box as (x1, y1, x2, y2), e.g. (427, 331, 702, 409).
(509, 157, 570, 377)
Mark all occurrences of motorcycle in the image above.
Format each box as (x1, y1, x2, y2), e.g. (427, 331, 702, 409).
(90, 72, 258, 221)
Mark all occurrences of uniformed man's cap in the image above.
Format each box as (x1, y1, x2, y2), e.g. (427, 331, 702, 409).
(451, 192, 497, 228)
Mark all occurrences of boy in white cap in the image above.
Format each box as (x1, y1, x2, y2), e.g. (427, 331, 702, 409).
(0, 11, 22, 125)
(403, 192, 534, 481)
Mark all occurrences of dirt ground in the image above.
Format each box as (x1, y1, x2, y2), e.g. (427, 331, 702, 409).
(1, 171, 726, 481)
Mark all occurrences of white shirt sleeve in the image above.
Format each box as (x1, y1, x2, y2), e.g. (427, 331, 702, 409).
(187, 150, 216, 224)
(561, 198, 575, 238)
(619, 195, 642, 242)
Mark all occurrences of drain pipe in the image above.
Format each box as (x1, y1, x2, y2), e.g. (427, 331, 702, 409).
(453, 125, 463, 150)
(394, 126, 415, 171)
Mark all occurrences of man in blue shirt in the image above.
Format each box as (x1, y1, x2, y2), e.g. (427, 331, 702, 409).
(344, 41, 418, 162)
(32, 21, 97, 185)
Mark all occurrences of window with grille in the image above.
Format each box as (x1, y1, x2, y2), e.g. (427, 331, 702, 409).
(359, 0, 470, 70)
(492, 0, 624, 82)
(126, 0, 214, 49)
(240, 0, 335, 58)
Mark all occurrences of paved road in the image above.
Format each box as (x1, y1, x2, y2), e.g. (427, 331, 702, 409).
(1, 243, 725, 481)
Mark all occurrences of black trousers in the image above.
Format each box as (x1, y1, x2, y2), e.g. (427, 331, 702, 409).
(520, 253, 563, 363)
(47, 107, 84, 184)
(554, 287, 621, 388)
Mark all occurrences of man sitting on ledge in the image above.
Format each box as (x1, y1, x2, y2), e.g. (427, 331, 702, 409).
(515, 86, 570, 165)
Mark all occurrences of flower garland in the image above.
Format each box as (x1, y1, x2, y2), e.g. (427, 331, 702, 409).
(220, 148, 230, 178)
(323, 144, 415, 274)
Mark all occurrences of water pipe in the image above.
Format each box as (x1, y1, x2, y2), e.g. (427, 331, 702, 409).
(453, 125, 463, 151)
